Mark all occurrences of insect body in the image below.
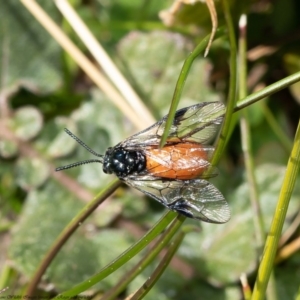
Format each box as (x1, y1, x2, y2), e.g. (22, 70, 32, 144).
(56, 102, 230, 224)
(146, 143, 211, 180)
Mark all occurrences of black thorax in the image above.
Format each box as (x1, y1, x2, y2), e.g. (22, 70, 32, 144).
(103, 147, 146, 178)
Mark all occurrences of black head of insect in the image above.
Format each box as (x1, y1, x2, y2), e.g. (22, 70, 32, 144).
(56, 128, 146, 179)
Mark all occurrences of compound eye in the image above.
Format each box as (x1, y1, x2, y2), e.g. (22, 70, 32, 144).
(103, 162, 112, 174)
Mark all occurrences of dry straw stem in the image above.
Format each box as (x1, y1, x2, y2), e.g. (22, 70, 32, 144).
(276, 236, 300, 264)
(20, 0, 146, 130)
(278, 209, 300, 247)
(54, 0, 155, 127)
(204, 0, 218, 57)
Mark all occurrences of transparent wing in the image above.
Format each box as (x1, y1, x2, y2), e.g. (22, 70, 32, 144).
(125, 175, 230, 224)
(121, 102, 225, 149)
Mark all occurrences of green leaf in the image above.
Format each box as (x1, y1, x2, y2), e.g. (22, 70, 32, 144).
(0, 0, 62, 92)
(275, 264, 300, 299)
(10, 106, 43, 141)
(8, 179, 134, 291)
(0, 139, 18, 158)
(46, 118, 77, 158)
(51, 90, 127, 190)
(15, 157, 50, 191)
(117, 31, 221, 114)
(9, 180, 83, 277)
(175, 278, 241, 300)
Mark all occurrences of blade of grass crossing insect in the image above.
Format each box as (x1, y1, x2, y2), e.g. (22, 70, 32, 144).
(159, 28, 226, 148)
(211, 0, 237, 166)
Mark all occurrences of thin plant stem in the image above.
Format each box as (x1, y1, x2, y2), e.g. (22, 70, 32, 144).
(238, 14, 265, 251)
(204, 0, 218, 57)
(296, 287, 300, 300)
(20, 0, 145, 130)
(52, 211, 177, 299)
(240, 273, 252, 300)
(238, 16, 280, 299)
(0, 262, 11, 291)
(252, 119, 300, 299)
(278, 209, 300, 247)
(101, 214, 186, 300)
(130, 230, 185, 300)
(235, 71, 300, 112)
(55, 0, 155, 127)
(211, 0, 237, 166)
(159, 27, 226, 148)
(275, 236, 300, 264)
(260, 101, 293, 153)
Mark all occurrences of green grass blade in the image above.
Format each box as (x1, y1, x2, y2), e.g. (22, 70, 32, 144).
(131, 230, 185, 300)
(252, 119, 300, 299)
(211, 0, 237, 166)
(52, 211, 177, 299)
(159, 27, 225, 148)
(101, 214, 185, 300)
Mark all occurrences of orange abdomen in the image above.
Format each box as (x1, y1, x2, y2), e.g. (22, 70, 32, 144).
(146, 143, 210, 180)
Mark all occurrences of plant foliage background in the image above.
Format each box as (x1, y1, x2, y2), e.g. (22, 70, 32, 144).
(0, 0, 300, 299)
